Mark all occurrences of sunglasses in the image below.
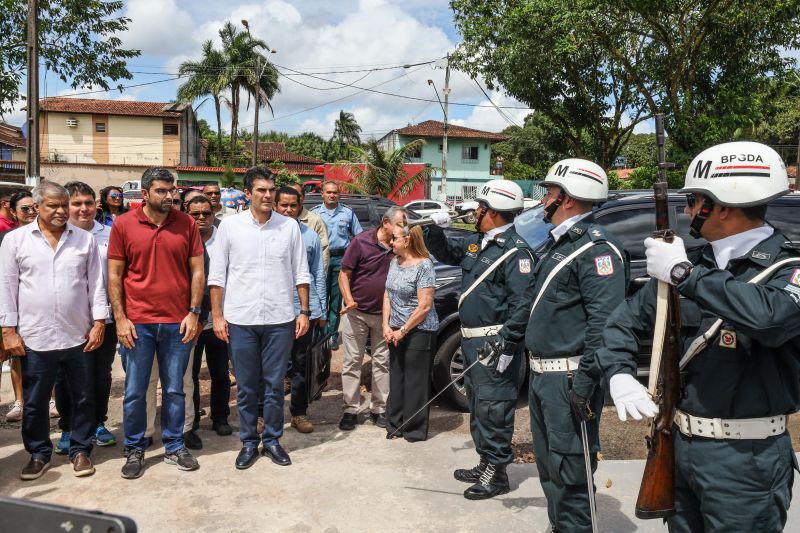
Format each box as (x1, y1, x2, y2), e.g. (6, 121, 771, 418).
(172, 199, 182, 205)
(390, 235, 408, 242)
(19, 205, 37, 213)
(190, 211, 213, 219)
(109, 193, 122, 199)
(205, 191, 221, 196)
(686, 194, 700, 208)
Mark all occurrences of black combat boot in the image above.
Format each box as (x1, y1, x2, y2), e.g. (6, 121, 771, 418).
(463, 463, 510, 500)
(453, 456, 488, 483)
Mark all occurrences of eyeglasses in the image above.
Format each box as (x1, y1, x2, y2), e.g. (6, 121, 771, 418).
(190, 211, 213, 219)
(109, 193, 122, 199)
(172, 199, 182, 205)
(19, 205, 37, 213)
(205, 191, 221, 196)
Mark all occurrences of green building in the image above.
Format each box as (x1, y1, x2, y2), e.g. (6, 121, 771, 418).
(377, 120, 509, 201)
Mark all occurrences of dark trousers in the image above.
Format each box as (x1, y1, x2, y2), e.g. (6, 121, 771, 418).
(229, 321, 295, 447)
(191, 328, 231, 426)
(289, 325, 315, 417)
(386, 329, 434, 442)
(55, 323, 117, 431)
(462, 336, 521, 466)
(326, 255, 343, 337)
(669, 430, 794, 532)
(22, 345, 95, 461)
(529, 371, 603, 532)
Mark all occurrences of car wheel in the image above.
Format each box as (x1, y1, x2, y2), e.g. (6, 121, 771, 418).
(432, 328, 469, 412)
(463, 210, 477, 225)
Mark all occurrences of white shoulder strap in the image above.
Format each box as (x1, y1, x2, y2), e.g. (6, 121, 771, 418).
(458, 247, 519, 309)
(679, 257, 800, 370)
(529, 241, 624, 317)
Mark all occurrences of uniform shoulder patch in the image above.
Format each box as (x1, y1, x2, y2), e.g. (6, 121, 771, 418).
(594, 255, 614, 276)
(570, 226, 584, 236)
(518, 257, 531, 274)
(467, 243, 479, 253)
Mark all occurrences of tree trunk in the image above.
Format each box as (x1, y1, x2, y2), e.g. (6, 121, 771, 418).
(230, 84, 239, 165)
(214, 96, 223, 166)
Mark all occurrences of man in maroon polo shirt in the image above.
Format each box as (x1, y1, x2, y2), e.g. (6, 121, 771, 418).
(107, 167, 205, 479)
(338, 206, 407, 430)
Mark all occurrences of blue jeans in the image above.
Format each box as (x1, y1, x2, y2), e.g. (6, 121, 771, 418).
(21, 345, 95, 461)
(229, 321, 295, 447)
(120, 323, 192, 453)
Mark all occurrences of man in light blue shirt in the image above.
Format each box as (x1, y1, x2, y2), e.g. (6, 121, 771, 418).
(310, 181, 362, 346)
(275, 187, 326, 434)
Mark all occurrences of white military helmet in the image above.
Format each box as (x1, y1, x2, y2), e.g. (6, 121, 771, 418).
(542, 158, 608, 202)
(680, 141, 788, 206)
(475, 179, 524, 212)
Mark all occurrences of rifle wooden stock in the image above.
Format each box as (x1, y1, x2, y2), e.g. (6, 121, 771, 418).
(635, 114, 680, 520)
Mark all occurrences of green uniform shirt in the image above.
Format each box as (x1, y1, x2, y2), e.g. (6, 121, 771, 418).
(598, 230, 800, 419)
(525, 216, 627, 397)
(424, 224, 535, 348)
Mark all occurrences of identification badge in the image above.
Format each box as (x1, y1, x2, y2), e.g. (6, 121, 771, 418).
(468, 243, 479, 253)
(518, 258, 531, 273)
(790, 268, 800, 286)
(719, 329, 737, 349)
(594, 255, 614, 276)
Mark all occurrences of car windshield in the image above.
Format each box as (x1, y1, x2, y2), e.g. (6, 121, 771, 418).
(514, 204, 552, 248)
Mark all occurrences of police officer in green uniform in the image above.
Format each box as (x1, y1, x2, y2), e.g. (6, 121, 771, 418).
(598, 141, 800, 532)
(311, 181, 363, 347)
(424, 179, 535, 500)
(525, 159, 627, 532)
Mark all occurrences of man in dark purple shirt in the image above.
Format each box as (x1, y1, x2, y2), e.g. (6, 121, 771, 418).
(337, 206, 406, 430)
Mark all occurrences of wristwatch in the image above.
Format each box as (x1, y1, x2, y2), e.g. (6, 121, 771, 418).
(670, 261, 694, 285)
(400, 325, 408, 335)
(299, 309, 312, 316)
(189, 306, 202, 315)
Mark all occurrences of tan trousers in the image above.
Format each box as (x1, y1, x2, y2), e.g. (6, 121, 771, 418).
(340, 309, 390, 415)
(145, 350, 195, 437)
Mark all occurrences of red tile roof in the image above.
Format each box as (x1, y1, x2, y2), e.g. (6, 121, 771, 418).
(40, 97, 186, 118)
(243, 141, 324, 165)
(176, 165, 324, 176)
(395, 120, 509, 141)
(0, 123, 26, 148)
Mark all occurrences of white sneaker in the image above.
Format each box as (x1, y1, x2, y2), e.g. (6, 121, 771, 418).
(6, 400, 23, 422)
(49, 399, 59, 418)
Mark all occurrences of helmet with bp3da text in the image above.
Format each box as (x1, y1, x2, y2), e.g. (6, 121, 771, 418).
(542, 158, 608, 202)
(680, 141, 789, 207)
(475, 179, 524, 212)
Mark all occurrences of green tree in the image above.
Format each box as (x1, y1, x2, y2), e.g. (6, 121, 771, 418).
(0, 0, 140, 117)
(177, 40, 227, 165)
(333, 110, 362, 147)
(219, 21, 280, 164)
(344, 139, 438, 197)
(452, 0, 648, 168)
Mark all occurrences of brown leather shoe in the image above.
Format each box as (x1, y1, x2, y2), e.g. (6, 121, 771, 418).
(20, 457, 50, 480)
(72, 452, 96, 477)
(291, 415, 313, 434)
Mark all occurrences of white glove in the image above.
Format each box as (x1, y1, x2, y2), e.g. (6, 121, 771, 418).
(496, 354, 513, 373)
(609, 373, 659, 421)
(429, 212, 451, 228)
(645, 236, 688, 284)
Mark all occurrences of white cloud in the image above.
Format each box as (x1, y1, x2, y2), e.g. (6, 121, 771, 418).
(121, 0, 196, 57)
(1, 98, 27, 128)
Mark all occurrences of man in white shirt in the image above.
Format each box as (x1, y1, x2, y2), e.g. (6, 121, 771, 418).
(209, 167, 311, 470)
(0, 181, 108, 480)
(53, 182, 118, 457)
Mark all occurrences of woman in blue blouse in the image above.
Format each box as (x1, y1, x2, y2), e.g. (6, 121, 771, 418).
(383, 225, 438, 442)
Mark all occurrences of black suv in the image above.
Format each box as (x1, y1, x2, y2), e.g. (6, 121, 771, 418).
(432, 191, 800, 410)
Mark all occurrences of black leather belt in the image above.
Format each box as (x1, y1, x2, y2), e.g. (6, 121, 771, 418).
(330, 248, 346, 257)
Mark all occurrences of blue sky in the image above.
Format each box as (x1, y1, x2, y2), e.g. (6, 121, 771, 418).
(7, 0, 537, 141)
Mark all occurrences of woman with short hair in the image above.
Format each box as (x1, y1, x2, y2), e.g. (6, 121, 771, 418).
(383, 225, 438, 442)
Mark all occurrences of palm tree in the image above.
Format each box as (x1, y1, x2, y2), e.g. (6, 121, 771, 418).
(219, 21, 280, 163)
(177, 40, 227, 164)
(343, 139, 438, 197)
(333, 110, 362, 149)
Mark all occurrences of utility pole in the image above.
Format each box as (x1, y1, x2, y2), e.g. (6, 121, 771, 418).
(441, 54, 450, 203)
(26, 0, 40, 186)
(795, 130, 799, 192)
